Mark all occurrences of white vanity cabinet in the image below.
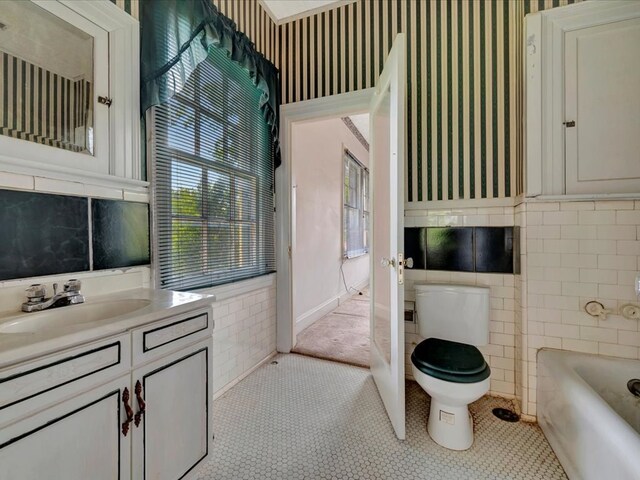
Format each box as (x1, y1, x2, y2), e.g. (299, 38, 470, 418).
(130, 311, 213, 480)
(0, 374, 132, 480)
(0, 307, 213, 480)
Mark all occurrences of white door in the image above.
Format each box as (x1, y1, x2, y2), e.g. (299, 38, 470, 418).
(369, 33, 406, 440)
(564, 14, 640, 194)
(131, 339, 211, 480)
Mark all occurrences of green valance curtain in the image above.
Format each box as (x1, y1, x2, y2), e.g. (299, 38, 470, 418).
(140, 0, 281, 167)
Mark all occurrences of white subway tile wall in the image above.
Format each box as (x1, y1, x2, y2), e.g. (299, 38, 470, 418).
(520, 199, 640, 417)
(404, 207, 517, 399)
(211, 284, 277, 396)
(406, 199, 640, 418)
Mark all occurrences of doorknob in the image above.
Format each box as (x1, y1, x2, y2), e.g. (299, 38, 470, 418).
(403, 257, 414, 269)
(380, 257, 396, 268)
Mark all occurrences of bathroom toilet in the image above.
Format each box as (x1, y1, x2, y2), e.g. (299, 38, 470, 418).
(411, 284, 491, 451)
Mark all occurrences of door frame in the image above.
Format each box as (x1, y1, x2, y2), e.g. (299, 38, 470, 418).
(276, 88, 375, 353)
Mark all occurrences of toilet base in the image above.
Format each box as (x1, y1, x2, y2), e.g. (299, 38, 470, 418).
(427, 399, 474, 450)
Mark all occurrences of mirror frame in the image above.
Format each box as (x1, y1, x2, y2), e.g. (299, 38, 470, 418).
(0, 0, 142, 186)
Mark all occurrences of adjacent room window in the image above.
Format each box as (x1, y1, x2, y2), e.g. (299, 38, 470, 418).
(343, 151, 369, 259)
(153, 46, 275, 290)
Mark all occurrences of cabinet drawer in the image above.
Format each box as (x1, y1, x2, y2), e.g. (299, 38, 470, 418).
(0, 334, 130, 426)
(132, 309, 212, 366)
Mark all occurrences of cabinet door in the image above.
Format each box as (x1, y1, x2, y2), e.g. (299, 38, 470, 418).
(0, 375, 131, 480)
(565, 15, 640, 194)
(132, 339, 212, 480)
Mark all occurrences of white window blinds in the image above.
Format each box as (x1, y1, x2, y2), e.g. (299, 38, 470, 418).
(343, 151, 369, 259)
(154, 46, 275, 291)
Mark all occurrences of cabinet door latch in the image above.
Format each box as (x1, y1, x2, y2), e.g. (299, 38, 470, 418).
(563, 120, 576, 127)
(98, 96, 113, 107)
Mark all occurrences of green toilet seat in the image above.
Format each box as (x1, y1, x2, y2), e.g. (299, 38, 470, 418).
(411, 337, 491, 384)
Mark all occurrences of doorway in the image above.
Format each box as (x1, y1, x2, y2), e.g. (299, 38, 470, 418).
(288, 114, 371, 368)
(275, 88, 374, 357)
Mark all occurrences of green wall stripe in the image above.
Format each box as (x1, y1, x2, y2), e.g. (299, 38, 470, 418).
(446, 1, 453, 200)
(416, 0, 423, 202)
(406, 0, 413, 202)
(504, 1, 511, 197)
(468, 0, 475, 199)
(336, 9, 341, 95)
(426, 1, 433, 202)
(479, 3, 487, 199)
(436, 0, 442, 201)
(491, 1, 499, 198)
(457, 0, 464, 199)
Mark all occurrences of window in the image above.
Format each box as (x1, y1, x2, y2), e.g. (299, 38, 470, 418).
(153, 46, 275, 291)
(343, 150, 369, 259)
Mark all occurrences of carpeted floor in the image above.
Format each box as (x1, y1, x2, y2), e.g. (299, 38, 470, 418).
(292, 289, 370, 368)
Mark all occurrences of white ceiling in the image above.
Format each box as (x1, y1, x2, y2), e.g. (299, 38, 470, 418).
(262, 0, 348, 23)
(348, 114, 369, 144)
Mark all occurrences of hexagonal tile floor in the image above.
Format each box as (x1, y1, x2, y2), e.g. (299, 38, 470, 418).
(194, 354, 566, 480)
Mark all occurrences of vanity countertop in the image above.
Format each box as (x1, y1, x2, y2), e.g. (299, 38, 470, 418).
(0, 288, 214, 368)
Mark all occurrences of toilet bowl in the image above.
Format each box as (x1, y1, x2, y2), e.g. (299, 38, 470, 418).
(411, 284, 491, 451)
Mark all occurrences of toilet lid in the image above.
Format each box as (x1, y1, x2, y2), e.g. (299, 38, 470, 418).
(411, 337, 488, 376)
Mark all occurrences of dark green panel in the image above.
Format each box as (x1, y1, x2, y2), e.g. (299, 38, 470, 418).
(0, 190, 89, 280)
(92, 200, 150, 270)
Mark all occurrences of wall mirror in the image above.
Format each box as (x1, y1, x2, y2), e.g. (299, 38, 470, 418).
(0, 1, 96, 155)
(0, 1, 141, 185)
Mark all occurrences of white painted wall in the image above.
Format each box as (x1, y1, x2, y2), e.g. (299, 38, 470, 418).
(291, 118, 370, 331)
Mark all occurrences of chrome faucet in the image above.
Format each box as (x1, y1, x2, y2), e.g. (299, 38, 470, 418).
(21, 279, 85, 312)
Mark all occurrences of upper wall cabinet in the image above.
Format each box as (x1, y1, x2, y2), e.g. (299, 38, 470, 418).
(0, 1, 142, 185)
(525, 1, 640, 197)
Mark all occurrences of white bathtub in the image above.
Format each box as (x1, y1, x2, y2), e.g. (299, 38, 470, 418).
(538, 349, 640, 480)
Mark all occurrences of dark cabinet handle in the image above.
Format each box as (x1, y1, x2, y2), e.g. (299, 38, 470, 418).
(134, 380, 146, 427)
(122, 387, 134, 436)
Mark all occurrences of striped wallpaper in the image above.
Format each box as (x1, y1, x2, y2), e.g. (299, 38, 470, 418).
(0, 51, 92, 152)
(112, 0, 580, 202)
(278, 0, 578, 202)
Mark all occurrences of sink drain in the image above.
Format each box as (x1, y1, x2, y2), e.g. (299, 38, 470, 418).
(492, 408, 520, 422)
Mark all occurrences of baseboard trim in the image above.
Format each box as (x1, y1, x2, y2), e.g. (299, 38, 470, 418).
(296, 297, 340, 332)
(296, 280, 369, 332)
(213, 351, 277, 400)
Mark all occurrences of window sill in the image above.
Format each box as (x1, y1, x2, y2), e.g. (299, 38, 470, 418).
(344, 252, 369, 260)
(191, 272, 275, 301)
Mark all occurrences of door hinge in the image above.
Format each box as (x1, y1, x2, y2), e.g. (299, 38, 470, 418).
(98, 96, 113, 107)
(563, 120, 576, 128)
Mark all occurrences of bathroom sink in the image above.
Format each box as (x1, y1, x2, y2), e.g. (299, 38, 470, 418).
(0, 299, 151, 334)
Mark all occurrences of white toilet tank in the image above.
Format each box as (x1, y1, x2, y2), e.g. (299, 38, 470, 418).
(414, 284, 490, 346)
